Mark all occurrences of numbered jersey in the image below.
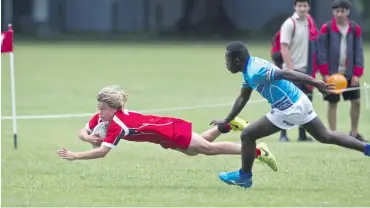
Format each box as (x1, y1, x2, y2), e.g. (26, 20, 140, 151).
(242, 56, 302, 111)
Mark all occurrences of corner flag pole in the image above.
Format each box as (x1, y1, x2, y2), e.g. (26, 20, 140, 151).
(2, 24, 17, 149)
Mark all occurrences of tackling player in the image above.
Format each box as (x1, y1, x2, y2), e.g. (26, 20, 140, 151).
(212, 41, 370, 188)
(57, 85, 278, 171)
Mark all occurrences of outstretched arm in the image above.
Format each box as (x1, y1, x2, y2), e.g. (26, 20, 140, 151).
(224, 87, 253, 122)
(210, 86, 252, 125)
(58, 119, 124, 161)
(274, 69, 319, 86)
(57, 145, 111, 161)
(274, 69, 335, 94)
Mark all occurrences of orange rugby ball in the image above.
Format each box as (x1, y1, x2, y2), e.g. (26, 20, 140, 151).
(327, 73, 348, 93)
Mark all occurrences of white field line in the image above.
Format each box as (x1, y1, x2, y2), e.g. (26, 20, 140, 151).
(2, 84, 369, 121)
(1, 99, 266, 120)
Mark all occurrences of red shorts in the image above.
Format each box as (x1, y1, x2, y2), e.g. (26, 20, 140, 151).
(135, 118, 193, 150)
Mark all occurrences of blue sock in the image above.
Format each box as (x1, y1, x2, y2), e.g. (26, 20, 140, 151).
(365, 144, 370, 156)
(239, 169, 252, 178)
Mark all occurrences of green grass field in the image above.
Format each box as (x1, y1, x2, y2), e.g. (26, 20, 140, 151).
(1, 42, 370, 207)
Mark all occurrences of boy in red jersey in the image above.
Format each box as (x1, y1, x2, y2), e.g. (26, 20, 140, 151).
(57, 85, 277, 171)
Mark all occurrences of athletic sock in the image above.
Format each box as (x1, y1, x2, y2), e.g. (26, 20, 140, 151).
(239, 169, 252, 178)
(299, 127, 307, 139)
(280, 130, 287, 137)
(256, 148, 261, 158)
(365, 144, 370, 156)
(217, 123, 231, 133)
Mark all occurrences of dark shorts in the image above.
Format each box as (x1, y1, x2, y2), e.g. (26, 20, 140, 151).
(292, 70, 313, 100)
(294, 82, 313, 101)
(324, 77, 360, 103)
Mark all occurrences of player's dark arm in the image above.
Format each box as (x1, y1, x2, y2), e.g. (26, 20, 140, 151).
(274, 69, 320, 87)
(224, 87, 253, 122)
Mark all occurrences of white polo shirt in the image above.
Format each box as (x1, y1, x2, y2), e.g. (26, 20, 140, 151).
(280, 13, 309, 72)
(338, 23, 349, 74)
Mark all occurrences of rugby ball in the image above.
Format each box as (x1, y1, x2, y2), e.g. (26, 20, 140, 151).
(91, 121, 109, 139)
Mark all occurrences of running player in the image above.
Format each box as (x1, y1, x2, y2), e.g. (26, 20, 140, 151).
(57, 85, 278, 171)
(212, 41, 370, 188)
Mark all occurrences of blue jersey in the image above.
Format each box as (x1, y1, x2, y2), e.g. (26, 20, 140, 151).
(242, 56, 302, 111)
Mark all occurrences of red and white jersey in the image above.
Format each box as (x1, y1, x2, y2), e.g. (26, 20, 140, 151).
(85, 109, 192, 149)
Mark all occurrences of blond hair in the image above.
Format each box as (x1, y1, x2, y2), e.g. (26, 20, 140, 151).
(96, 85, 128, 109)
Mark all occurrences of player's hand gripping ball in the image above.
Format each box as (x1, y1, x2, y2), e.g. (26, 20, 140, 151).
(90, 121, 109, 148)
(327, 73, 348, 94)
(92, 121, 109, 139)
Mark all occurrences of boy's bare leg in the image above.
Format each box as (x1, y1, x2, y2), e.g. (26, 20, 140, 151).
(201, 126, 223, 142)
(183, 132, 278, 171)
